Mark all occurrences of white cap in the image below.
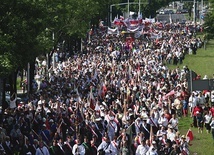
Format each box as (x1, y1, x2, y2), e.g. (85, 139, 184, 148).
(152, 141, 156, 144)
(95, 117, 102, 121)
(42, 118, 46, 122)
(49, 119, 54, 123)
(128, 108, 132, 111)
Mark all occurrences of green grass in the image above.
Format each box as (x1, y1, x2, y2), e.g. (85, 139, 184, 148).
(168, 38, 214, 154)
(168, 39, 214, 78)
(178, 117, 214, 155)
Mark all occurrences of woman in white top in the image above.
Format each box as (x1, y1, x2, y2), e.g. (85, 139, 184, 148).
(72, 137, 85, 155)
(9, 93, 17, 109)
(169, 114, 179, 131)
(204, 111, 212, 133)
(210, 117, 214, 140)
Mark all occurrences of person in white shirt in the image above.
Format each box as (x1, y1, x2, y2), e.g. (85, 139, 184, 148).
(156, 125, 167, 140)
(107, 116, 118, 141)
(152, 107, 160, 121)
(141, 107, 148, 119)
(169, 114, 179, 131)
(210, 117, 214, 140)
(146, 141, 158, 155)
(97, 136, 115, 155)
(158, 113, 168, 128)
(72, 137, 85, 155)
(110, 137, 119, 155)
(136, 139, 149, 155)
(204, 111, 212, 133)
(9, 93, 17, 109)
(167, 126, 176, 142)
(135, 117, 142, 135)
(188, 93, 197, 117)
(35, 141, 50, 155)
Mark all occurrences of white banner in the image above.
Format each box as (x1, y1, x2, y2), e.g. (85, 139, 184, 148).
(127, 26, 140, 32)
(144, 18, 155, 23)
(150, 32, 162, 39)
(107, 27, 118, 35)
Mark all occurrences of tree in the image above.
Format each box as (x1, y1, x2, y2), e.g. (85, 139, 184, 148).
(0, 0, 117, 94)
(203, 0, 214, 39)
(0, 0, 49, 94)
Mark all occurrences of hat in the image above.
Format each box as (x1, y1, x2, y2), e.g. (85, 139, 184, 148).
(153, 107, 157, 110)
(95, 117, 102, 122)
(152, 141, 156, 144)
(142, 107, 146, 111)
(168, 125, 173, 129)
(38, 102, 43, 105)
(196, 111, 200, 114)
(49, 119, 54, 123)
(128, 108, 132, 111)
(33, 139, 39, 143)
(42, 124, 46, 127)
(181, 135, 186, 139)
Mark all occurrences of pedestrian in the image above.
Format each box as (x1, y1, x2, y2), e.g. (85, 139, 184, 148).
(210, 117, 214, 142)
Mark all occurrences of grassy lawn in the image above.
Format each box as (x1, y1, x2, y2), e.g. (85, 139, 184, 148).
(168, 38, 214, 154)
(168, 39, 214, 78)
(178, 116, 214, 155)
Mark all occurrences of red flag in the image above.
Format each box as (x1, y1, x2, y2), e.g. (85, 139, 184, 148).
(186, 129, 194, 141)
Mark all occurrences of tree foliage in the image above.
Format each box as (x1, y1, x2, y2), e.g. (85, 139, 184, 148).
(0, 0, 48, 77)
(0, 0, 113, 77)
(203, 0, 214, 39)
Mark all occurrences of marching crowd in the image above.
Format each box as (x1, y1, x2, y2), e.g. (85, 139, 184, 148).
(1, 21, 214, 155)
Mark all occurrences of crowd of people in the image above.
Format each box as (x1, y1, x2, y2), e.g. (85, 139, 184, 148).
(1, 20, 214, 155)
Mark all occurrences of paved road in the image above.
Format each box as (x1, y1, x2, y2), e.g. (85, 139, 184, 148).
(156, 14, 186, 23)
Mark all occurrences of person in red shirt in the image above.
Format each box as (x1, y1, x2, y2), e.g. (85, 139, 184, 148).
(209, 104, 214, 117)
(192, 103, 203, 127)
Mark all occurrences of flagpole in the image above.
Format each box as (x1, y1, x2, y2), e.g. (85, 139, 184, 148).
(149, 125, 153, 144)
(138, 0, 141, 15)
(128, 0, 130, 17)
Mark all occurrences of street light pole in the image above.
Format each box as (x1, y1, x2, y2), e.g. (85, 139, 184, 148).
(193, 0, 196, 24)
(110, 2, 148, 23)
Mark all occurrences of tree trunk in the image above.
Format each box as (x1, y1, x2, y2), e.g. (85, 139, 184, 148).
(13, 70, 18, 94)
(1, 78, 7, 112)
(20, 70, 23, 87)
(29, 61, 35, 95)
(9, 74, 13, 96)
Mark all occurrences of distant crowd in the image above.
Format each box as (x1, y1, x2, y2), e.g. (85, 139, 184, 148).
(1, 21, 214, 155)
